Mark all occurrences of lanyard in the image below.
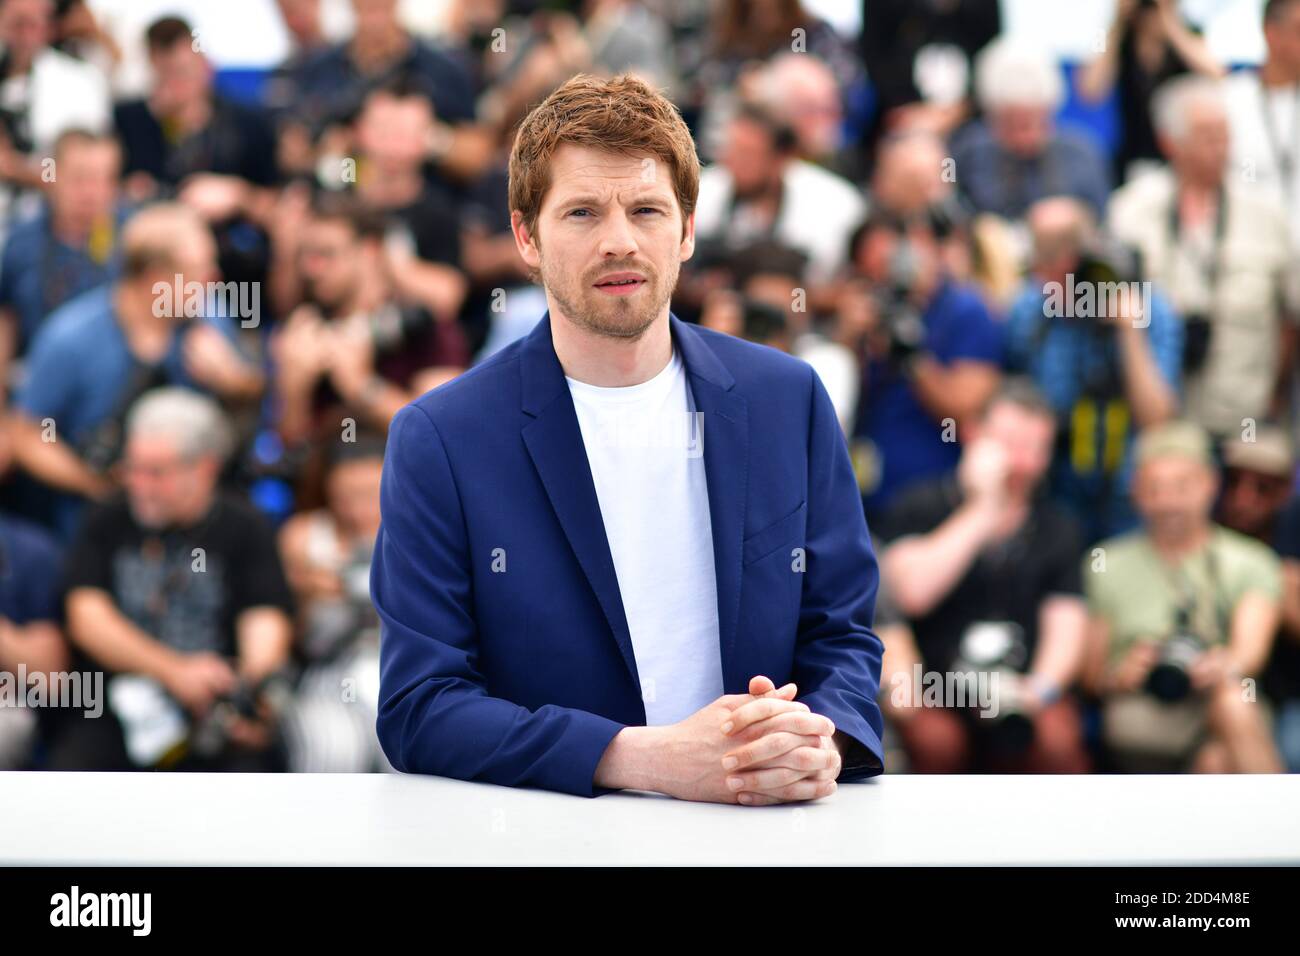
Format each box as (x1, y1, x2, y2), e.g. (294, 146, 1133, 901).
(1163, 186, 1228, 303)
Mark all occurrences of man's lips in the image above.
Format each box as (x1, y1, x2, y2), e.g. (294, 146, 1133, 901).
(593, 272, 647, 295)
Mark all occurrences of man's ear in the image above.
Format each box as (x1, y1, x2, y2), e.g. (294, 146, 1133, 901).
(511, 210, 541, 271)
(680, 211, 696, 263)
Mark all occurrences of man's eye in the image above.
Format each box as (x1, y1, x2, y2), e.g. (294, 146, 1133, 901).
(568, 209, 591, 217)
(635, 207, 662, 215)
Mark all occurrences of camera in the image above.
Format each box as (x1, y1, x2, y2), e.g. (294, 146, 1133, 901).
(188, 671, 296, 759)
(952, 621, 1035, 755)
(873, 238, 928, 364)
(302, 543, 378, 661)
(1145, 607, 1206, 702)
(1075, 236, 1141, 299)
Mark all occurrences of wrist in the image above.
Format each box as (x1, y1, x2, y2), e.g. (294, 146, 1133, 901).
(594, 724, 664, 793)
(1025, 674, 1062, 706)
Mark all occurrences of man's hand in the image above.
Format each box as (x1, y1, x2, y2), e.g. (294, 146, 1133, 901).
(594, 676, 808, 803)
(161, 652, 237, 718)
(1189, 645, 1240, 691)
(720, 676, 840, 805)
(1107, 639, 1160, 694)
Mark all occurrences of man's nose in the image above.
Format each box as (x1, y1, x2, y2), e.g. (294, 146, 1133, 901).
(596, 211, 638, 258)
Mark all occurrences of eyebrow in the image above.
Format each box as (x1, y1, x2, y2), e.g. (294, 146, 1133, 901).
(556, 195, 672, 210)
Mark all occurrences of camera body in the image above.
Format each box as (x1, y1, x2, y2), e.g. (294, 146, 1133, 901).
(1145, 609, 1206, 702)
(952, 620, 1036, 755)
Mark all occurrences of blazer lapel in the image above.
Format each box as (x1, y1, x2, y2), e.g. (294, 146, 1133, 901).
(519, 313, 639, 687)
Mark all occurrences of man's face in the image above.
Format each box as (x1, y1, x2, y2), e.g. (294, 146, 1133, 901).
(149, 41, 211, 115)
(0, 0, 51, 62)
(513, 143, 694, 340)
(1266, 2, 1300, 76)
(1219, 467, 1292, 537)
(352, 0, 398, 41)
(1175, 101, 1229, 184)
(991, 104, 1052, 158)
(978, 402, 1055, 499)
(277, 0, 320, 41)
(299, 218, 362, 312)
(327, 457, 384, 539)
(357, 93, 432, 171)
(122, 434, 215, 529)
(52, 141, 120, 227)
(721, 117, 781, 198)
(855, 225, 939, 294)
(1133, 456, 1218, 541)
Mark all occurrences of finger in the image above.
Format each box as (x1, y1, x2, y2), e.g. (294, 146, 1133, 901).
(737, 778, 836, 805)
(763, 682, 798, 701)
(722, 732, 821, 771)
(749, 675, 774, 695)
(736, 709, 835, 741)
(721, 696, 810, 736)
(737, 743, 838, 775)
(725, 765, 814, 793)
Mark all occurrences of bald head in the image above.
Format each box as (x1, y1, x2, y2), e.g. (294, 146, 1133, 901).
(122, 203, 218, 291)
(872, 132, 951, 217)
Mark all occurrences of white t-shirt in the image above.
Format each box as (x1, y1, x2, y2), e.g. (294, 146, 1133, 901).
(566, 346, 724, 725)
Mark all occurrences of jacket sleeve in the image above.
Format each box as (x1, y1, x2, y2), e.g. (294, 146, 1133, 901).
(792, 365, 886, 780)
(372, 403, 627, 797)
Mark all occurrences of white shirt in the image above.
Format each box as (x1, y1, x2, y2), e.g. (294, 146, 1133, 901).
(694, 159, 867, 285)
(1224, 69, 1300, 242)
(566, 346, 724, 724)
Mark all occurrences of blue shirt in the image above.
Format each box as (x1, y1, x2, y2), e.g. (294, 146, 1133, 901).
(950, 121, 1112, 220)
(0, 206, 125, 353)
(0, 514, 63, 625)
(14, 285, 243, 537)
(1005, 281, 1184, 542)
(855, 280, 1004, 517)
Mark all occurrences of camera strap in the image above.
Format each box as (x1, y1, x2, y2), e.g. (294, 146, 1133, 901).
(1157, 535, 1230, 644)
(1162, 185, 1227, 306)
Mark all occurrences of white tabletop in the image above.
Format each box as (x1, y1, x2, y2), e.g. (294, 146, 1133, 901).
(2, 772, 1297, 865)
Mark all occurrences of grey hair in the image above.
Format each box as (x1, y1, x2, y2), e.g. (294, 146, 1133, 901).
(974, 38, 1064, 111)
(1151, 75, 1226, 143)
(126, 387, 235, 463)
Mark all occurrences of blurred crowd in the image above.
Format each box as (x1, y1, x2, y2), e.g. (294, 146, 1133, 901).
(0, 0, 1299, 777)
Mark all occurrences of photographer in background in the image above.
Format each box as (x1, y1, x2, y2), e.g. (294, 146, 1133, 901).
(693, 102, 866, 288)
(1076, 0, 1222, 185)
(848, 208, 1003, 519)
(50, 387, 294, 771)
(1005, 196, 1182, 544)
(1083, 421, 1284, 773)
(277, 435, 393, 772)
(879, 380, 1091, 773)
(270, 193, 467, 455)
(6, 202, 263, 539)
(949, 38, 1111, 220)
(0, 128, 124, 376)
(0, 0, 110, 231)
(1109, 75, 1297, 442)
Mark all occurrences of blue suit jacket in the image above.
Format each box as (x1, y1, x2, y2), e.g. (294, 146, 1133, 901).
(372, 311, 885, 796)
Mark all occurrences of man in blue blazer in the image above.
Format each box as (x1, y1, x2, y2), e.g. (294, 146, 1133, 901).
(372, 73, 884, 803)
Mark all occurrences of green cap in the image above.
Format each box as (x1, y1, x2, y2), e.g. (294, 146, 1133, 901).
(1133, 420, 1214, 469)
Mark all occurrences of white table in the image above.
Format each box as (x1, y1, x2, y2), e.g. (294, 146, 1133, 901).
(2, 772, 1297, 865)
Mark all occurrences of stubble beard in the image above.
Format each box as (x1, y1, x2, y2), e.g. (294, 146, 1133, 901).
(541, 251, 678, 341)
